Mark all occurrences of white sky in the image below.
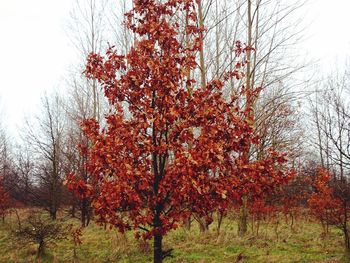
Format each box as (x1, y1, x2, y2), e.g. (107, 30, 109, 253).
(0, 0, 74, 137)
(304, 0, 350, 67)
(0, 0, 350, 140)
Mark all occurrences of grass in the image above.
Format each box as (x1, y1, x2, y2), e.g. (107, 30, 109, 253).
(0, 209, 347, 262)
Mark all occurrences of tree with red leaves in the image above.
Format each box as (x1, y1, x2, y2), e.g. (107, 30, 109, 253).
(67, 1, 290, 262)
(308, 168, 350, 256)
(0, 177, 10, 222)
(308, 170, 338, 233)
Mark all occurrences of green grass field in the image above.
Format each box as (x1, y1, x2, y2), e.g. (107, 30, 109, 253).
(0, 209, 347, 262)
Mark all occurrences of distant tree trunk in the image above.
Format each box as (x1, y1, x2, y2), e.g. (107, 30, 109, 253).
(50, 205, 57, 220)
(238, 196, 248, 236)
(14, 208, 22, 229)
(343, 200, 350, 259)
(198, 218, 210, 233)
(344, 229, 350, 259)
(71, 202, 76, 218)
(184, 216, 191, 230)
(217, 211, 224, 235)
(87, 206, 91, 226)
(81, 199, 90, 227)
(274, 219, 280, 240)
(290, 213, 294, 232)
(194, 214, 211, 233)
(256, 219, 261, 236)
(50, 211, 57, 220)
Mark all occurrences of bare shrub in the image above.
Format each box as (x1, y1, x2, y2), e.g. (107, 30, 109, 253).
(13, 211, 67, 257)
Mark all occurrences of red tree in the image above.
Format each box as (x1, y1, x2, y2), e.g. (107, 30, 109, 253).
(67, 1, 289, 262)
(308, 168, 350, 255)
(308, 169, 341, 232)
(246, 168, 295, 235)
(0, 177, 10, 222)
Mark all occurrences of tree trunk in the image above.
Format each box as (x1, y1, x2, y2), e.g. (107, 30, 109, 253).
(86, 210, 91, 226)
(290, 213, 294, 232)
(50, 208, 57, 220)
(184, 216, 191, 231)
(321, 220, 326, 235)
(14, 208, 22, 229)
(238, 196, 248, 236)
(71, 202, 76, 218)
(81, 199, 87, 227)
(154, 232, 163, 263)
(81, 210, 86, 227)
(274, 219, 280, 240)
(196, 216, 211, 233)
(38, 240, 45, 257)
(343, 201, 349, 259)
(344, 229, 350, 259)
(256, 219, 260, 236)
(217, 211, 224, 235)
(199, 219, 209, 233)
(81, 198, 91, 227)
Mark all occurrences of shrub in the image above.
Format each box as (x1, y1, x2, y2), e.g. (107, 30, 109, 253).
(13, 211, 67, 257)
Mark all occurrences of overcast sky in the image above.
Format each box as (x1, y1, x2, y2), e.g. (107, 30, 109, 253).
(1, 0, 350, 140)
(0, 0, 74, 137)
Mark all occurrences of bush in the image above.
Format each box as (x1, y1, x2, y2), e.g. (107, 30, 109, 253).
(13, 211, 67, 257)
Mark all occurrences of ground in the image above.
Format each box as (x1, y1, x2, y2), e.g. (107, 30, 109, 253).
(0, 209, 347, 262)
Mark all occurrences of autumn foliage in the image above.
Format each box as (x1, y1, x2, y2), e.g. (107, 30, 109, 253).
(66, 0, 291, 262)
(306, 167, 350, 256)
(308, 169, 344, 231)
(0, 177, 9, 221)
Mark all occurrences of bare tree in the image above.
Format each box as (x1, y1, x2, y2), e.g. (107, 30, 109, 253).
(308, 68, 350, 256)
(310, 69, 350, 178)
(24, 94, 66, 220)
(63, 0, 113, 226)
(11, 146, 36, 205)
(62, 84, 94, 226)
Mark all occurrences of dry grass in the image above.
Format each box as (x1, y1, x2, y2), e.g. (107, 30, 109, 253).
(0, 209, 347, 262)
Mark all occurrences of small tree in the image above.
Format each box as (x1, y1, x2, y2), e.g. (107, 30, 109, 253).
(248, 199, 273, 236)
(25, 94, 66, 220)
(67, 224, 83, 260)
(13, 212, 66, 257)
(308, 168, 350, 257)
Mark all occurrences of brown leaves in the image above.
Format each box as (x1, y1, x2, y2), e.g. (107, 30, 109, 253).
(67, 0, 291, 244)
(308, 168, 344, 226)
